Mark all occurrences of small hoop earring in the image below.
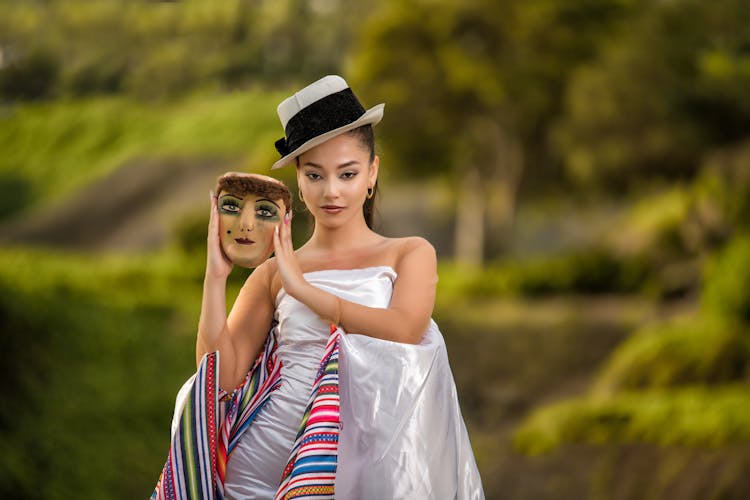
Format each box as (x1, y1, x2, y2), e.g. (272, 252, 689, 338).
(367, 187, 374, 199)
(298, 189, 304, 203)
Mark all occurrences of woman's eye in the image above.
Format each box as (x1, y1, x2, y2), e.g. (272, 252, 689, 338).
(305, 172, 322, 181)
(341, 171, 358, 180)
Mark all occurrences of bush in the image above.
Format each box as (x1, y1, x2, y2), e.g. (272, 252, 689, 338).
(0, 248, 200, 499)
(514, 385, 750, 455)
(702, 234, 750, 323)
(0, 173, 32, 220)
(593, 315, 749, 395)
(438, 248, 650, 300)
(0, 48, 60, 101)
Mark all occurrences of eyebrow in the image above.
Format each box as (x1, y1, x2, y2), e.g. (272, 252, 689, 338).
(220, 193, 280, 209)
(256, 198, 281, 208)
(302, 160, 361, 169)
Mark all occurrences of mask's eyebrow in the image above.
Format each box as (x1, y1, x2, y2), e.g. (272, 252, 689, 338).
(256, 198, 281, 209)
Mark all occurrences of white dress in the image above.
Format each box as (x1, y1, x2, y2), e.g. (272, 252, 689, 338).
(179, 266, 483, 499)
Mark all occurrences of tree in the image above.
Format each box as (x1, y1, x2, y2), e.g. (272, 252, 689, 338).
(351, 0, 637, 265)
(555, 0, 750, 190)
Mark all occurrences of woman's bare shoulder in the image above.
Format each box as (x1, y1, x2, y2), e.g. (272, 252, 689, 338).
(385, 235, 435, 254)
(254, 257, 283, 298)
(384, 236, 436, 270)
(238, 258, 279, 297)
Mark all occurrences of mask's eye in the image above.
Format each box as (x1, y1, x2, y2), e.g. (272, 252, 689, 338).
(219, 198, 241, 214)
(256, 203, 279, 220)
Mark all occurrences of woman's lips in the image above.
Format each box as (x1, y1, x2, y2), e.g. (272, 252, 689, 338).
(235, 238, 255, 245)
(321, 205, 344, 214)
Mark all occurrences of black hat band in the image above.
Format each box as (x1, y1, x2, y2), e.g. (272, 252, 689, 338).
(275, 88, 366, 157)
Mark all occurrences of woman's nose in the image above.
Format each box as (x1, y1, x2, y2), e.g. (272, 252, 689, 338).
(324, 178, 340, 198)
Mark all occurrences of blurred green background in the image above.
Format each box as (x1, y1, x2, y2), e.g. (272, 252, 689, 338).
(1, 0, 749, 498)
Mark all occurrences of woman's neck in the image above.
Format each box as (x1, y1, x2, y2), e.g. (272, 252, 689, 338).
(306, 217, 381, 254)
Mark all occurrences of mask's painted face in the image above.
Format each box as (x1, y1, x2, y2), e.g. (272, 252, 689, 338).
(217, 191, 285, 268)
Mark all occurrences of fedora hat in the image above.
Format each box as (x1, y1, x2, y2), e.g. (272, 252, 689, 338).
(271, 75, 384, 169)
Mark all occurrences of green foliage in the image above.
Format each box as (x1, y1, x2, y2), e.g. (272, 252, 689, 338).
(602, 186, 707, 298)
(0, 91, 284, 219)
(351, 0, 635, 180)
(0, 0, 366, 102)
(702, 234, 750, 323)
(514, 385, 750, 455)
(515, 232, 750, 456)
(692, 140, 750, 238)
(555, 0, 750, 189)
(0, 48, 60, 100)
(0, 248, 201, 499)
(437, 248, 649, 299)
(593, 316, 749, 395)
(0, 172, 32, 219)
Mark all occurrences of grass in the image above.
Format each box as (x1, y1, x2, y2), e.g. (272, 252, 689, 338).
(0, 89, 287, 215)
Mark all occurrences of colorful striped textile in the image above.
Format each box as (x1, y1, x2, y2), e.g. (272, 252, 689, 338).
(151, 325, 342, 500)
(151, 328, 283, 500)
(275, 325, 341, 500)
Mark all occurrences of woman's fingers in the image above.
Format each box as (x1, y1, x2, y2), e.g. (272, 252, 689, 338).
(206, 190, 232, 276)
(275, 212, 291, 255)
(208, 191, 219, 235)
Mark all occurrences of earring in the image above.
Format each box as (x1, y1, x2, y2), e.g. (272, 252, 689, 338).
(367, 187, 374, 199)
(298, 189, 304, 202)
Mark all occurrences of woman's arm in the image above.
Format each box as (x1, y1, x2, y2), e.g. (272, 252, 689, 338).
(195, 191, 233, 366)
(196, 192, 275, 390)
(274, 218, 437, 345)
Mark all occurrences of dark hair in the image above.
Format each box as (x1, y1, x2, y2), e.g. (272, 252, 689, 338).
(346, 125, 378, 229)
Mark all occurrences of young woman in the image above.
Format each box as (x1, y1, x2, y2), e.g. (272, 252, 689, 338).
(154, 76, 483, 500)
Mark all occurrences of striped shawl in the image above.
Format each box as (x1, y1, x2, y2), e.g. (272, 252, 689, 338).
(151, 325, 341, 500)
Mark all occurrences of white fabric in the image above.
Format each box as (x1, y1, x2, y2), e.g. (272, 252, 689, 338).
(334, 275, 484, 499)
(175, 266, 484, 499)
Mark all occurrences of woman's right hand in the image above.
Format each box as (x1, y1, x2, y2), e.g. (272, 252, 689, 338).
(206, 190, 233, 280)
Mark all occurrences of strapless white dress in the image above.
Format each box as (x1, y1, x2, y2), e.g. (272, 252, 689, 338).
(180, 266, 483, 499)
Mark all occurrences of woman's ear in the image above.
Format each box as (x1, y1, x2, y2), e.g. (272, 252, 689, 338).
(369, 155, 380, 186)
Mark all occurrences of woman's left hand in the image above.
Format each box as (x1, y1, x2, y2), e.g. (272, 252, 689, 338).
(273, 211, 307, 298)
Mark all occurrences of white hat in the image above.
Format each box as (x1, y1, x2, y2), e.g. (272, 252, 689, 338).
(271, 75, 384, 169)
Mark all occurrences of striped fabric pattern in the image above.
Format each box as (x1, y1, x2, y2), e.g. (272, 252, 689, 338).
(275, 325, 341, 500)
(151, 351, 222, 500)
(151, 326, 343, 499)
(151, 329, 283, 500)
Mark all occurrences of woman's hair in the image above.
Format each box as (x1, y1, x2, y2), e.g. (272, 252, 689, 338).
(346, 124, 378, 229)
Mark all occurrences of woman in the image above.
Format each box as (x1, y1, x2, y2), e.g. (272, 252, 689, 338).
(154, 75, 483, 500)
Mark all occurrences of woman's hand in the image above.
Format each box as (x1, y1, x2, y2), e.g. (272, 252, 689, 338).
(273, 211, 307, 298)
(206, 190, 233, 280)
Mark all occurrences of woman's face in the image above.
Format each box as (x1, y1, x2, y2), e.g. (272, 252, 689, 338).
(296, 133, 378, 228)
(217, 191, 285, 268)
